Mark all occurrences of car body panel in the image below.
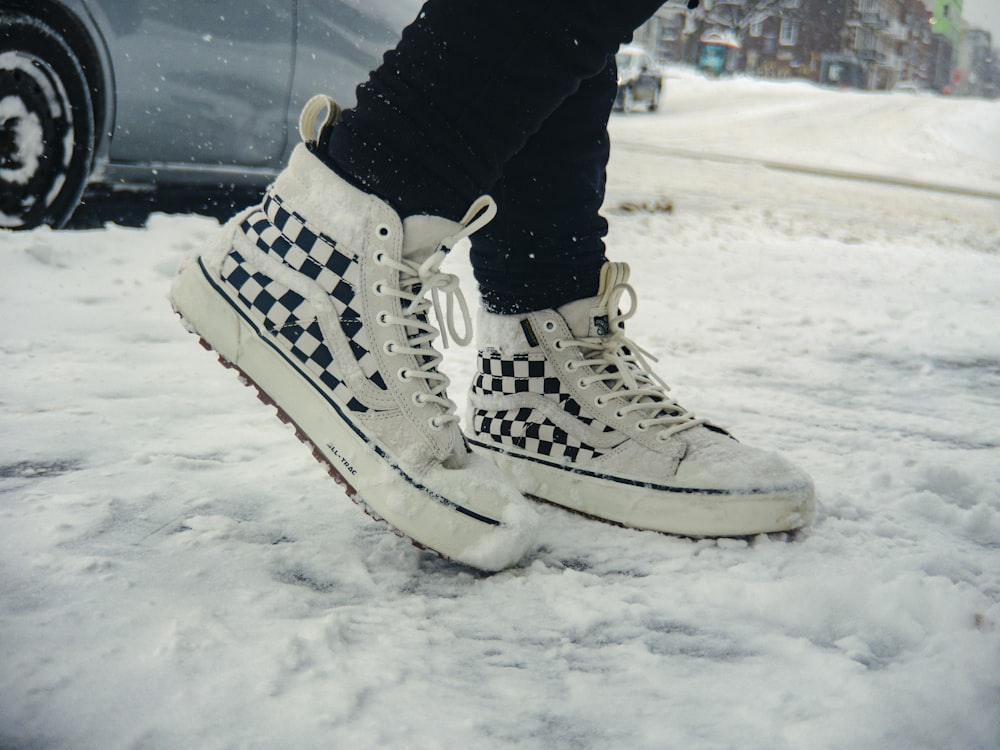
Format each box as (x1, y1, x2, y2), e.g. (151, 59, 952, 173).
(288, 0, 421, 156)
(26, 0, 421, 192)
(91, 0, 295, 167)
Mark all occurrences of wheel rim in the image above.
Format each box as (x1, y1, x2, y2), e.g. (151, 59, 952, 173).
(0, 50, 76, 228)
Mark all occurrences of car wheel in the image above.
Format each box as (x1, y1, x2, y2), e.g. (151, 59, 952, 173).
(622, 86, 635, 114)
(648, 85, 660, 112)
(1, 12, 94, 230)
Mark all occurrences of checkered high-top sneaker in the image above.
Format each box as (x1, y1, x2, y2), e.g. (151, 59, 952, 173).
(170, 96, 536, 571)
(468, 261, 815, 536)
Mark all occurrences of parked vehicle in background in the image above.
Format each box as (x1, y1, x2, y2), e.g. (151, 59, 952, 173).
(0, 0, 421, 230)
(614, 45, 661, 113)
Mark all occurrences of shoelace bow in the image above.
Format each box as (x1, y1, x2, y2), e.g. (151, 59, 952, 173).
(563, 277, 706, 440)
(376, 197, 496, 430)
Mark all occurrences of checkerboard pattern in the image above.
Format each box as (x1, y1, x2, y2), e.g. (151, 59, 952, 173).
(221, 249, 369, 412)
(473, 353, 560, 396)
(215, 191, 400, 411)
(473, 407, 604, 462)
(472, 351, 616, 462)
(232, 193, 385, 391)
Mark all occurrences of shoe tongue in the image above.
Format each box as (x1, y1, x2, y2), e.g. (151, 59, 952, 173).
(557, 295, 608, 338)
(401, 215, 463, 263)
(556, 261, 630, 338)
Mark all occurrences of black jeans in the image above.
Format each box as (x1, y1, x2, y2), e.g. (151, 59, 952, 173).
(323, 0, 665, 313)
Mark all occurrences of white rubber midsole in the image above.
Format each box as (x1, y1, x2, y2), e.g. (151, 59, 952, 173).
(470, 437, 813, 536)
(170, 258, 528, 569)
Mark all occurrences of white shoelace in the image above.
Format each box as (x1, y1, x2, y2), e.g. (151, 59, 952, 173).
(560, 269, 706, 440)
(298, 95, 496, 431)
(375, 197, 496, 430)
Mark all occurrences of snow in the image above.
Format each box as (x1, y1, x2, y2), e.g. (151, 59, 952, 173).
(2, 74, 999, 750)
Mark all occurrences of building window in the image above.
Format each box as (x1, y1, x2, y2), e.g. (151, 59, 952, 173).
(782, 0, 802, 7)
(750, 19, 764, 37)
(780, 20, 799, 46)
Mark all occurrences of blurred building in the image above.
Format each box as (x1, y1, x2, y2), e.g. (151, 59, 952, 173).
(630, 0, 998, 95)
(923, 0, 964, 90)
(899, 2, 934, 84)
(740, 0, 846, 81)
(630, 2, 690, 63)
(633, 1, 1000, 91)
(842, 0, 934, 89)
(958, 28, 999, 97)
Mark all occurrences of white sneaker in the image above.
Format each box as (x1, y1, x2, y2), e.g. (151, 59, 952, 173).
(468, 261, 815, 536)
(170, 97, 536, 571)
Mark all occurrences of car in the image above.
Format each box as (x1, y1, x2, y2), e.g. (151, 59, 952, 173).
(613, 45, 661, 113)
(0, 0, 423, 230)
(891, 80, 923, 94)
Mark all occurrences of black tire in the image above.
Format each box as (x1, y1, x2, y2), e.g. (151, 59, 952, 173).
(648, 85, 660, 112)
(622, 86, 635, 114)
(1, 12, 94, 230)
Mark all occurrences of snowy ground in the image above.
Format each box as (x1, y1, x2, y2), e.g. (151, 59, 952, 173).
(2, 75, 999, 750)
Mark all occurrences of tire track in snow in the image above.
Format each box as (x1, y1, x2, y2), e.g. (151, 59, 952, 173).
(615, 140, 1000, 202)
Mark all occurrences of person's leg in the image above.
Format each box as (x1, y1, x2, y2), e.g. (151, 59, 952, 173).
(170, 132, 538, 570)
(320, 0, 664, 221)
(468, 258, 816, 536)
(470, 60, 617, 314)
(170, 0, 814, 560)
(169, 0, 669, 570)
(460, 17, 816, 536)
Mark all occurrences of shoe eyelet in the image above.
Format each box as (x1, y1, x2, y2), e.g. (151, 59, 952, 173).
(543, 320, 557, 332)
(553, 339, 565, 351)
(614, 409, 625, 419)
(376, 224, 391, 239)
(376, 311, 391, 327)
(594, 395, 607, 407)
(636, 421, 650, 432)
(564, 361, 576, 372)
(412, 392, 426, 407)
(372, 281, 384, 296)
(373, 250, 386, 265)
(383, 340, 396, 354)
(397, 368, 409, 382)
(576, 378, 588, 389)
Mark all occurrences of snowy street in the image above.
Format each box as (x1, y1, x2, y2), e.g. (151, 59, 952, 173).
(2, 75, 999, 749)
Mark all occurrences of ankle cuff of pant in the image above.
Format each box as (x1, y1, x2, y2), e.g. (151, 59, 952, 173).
(318, 115, 471, 222)
(477, 265, 603, 314)
(472, 233, 606, 314)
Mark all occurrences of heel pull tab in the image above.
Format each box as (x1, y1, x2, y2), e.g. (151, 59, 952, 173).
(299, 95, 342, 144)
(597, 261, 631, 310)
